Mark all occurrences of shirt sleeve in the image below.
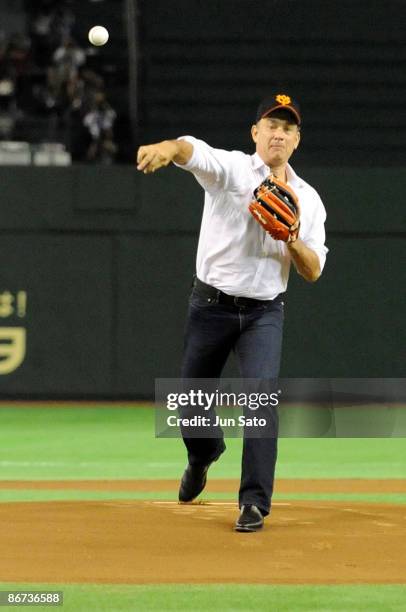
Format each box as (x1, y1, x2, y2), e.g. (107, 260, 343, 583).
(300, 193, 329, 273)
(173, 135, 238, 194)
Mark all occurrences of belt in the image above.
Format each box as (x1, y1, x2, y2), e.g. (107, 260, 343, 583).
(193, 277, 282, 308)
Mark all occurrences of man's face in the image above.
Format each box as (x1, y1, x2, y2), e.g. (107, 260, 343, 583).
(251, 115, 300, 168)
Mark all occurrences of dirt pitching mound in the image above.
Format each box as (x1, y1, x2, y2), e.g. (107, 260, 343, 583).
(0, 500, 404, 584)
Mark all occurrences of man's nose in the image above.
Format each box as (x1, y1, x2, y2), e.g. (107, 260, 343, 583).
(273, 128, 285, 139)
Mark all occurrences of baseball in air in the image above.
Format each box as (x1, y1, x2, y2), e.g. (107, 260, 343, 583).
(88, 25, 109, 46)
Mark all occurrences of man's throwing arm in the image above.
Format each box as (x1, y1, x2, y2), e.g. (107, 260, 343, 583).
(136, 140, 193, 173)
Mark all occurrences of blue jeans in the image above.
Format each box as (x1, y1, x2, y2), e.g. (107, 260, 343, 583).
(181, 284, 284, 515)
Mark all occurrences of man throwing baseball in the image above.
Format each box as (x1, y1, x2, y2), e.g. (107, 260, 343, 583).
(137, 93, 328, 532)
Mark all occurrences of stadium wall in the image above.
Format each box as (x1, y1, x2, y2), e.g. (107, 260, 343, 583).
(0, 165, 404, 398)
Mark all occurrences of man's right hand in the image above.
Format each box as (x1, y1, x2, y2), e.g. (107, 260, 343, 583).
(136, 140, 192, 173)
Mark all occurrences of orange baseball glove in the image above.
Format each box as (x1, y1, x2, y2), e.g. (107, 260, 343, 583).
(249, 176, 300, 242)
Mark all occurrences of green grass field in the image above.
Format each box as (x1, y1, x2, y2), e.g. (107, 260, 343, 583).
(0, 584, 405, 612)
(1, 407, 405, 481)
(0, 405, 405, 611)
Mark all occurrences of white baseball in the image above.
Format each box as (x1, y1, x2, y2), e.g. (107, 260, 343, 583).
(88, 26, 109, 46)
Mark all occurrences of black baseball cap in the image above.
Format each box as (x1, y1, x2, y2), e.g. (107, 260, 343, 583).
(256, 93, 301, 126)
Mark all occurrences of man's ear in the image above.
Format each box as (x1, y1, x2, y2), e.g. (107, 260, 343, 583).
(294, 129, 301, 150)
(251, 123, 258, 144)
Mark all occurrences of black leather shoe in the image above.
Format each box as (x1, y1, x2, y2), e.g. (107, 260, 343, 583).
(234, 504, 264, 532)
(178, 462, 211, 502)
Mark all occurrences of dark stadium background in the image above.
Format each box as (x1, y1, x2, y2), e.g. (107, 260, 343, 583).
(1, 0, 404, 398)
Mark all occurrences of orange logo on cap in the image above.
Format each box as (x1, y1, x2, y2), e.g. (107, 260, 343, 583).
(276, 94, 291, 106)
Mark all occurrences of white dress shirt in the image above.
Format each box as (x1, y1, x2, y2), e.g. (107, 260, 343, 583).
(175, 136, 328, 300)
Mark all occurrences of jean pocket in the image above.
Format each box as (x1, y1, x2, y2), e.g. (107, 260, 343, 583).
(261, 299, 284, 313)
(189, 290, 217, 308)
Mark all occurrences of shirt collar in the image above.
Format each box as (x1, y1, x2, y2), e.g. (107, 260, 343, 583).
(252, 152, 267, 171)
(251, 152, 304, 188)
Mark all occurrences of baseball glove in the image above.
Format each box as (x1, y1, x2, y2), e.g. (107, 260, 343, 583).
(249, 176, 300, 242)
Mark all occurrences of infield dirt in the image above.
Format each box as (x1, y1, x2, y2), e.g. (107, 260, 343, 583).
(0, 479, 405, 584)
